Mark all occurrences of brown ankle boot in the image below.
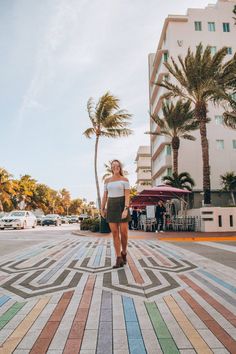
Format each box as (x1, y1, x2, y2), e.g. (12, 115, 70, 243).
(121, 251, 127, 265)
(113, 256, 124, 269)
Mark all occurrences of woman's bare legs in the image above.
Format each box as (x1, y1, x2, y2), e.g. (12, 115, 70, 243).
(109, 223, 121, 257)
(120, 222, 128, 254)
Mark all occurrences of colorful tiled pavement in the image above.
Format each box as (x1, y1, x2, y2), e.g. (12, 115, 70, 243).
(0, 236, 236, 353)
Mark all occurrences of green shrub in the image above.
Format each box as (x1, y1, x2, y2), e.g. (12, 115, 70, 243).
(80, 218, 99, 232)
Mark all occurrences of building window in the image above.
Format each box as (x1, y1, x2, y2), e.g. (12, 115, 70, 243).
(215, 115, 223, 125)
(223, 22, 230, 32)
(167, 168, 172, 176)
(210, 46, 217, 55)
(233, 140, 236, 149)
(227, 47, 232, 55)
(194, 21, 202, 31)
(166, 145, 171, 155)
(216, 140, 224, 150)
(163, 52, 169, 62)
(208, 22, 215, 31)
(218, 215, 222, 227)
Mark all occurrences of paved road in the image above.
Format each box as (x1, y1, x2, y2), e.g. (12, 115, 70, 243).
(0, 228, 235, 354)
(0, 224, 80, 256)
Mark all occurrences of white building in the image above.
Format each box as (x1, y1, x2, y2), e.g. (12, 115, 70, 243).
(149, 0, 236, 191)
(135, 146, 152, 192)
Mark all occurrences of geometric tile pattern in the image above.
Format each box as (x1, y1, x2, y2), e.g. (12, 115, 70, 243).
(0, 239, 197, 300)
(0, 236, 236, 353)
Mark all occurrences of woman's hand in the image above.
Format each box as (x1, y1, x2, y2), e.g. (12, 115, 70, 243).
(121, 209, 128, 220)
(100, 209, 107, 219)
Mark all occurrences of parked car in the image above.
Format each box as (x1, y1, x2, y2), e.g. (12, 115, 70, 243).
(42, 214, 62, 226)
(68, 215, 79, 223)
(36, 215, 45, 226)
(0, 211, 37, 230)
(78, 214, 89, 221)
(61, 216, 69, 224)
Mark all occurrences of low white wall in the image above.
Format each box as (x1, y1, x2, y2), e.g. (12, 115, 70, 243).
(187, 207, 236, 232)
(186, 209, 201, 217)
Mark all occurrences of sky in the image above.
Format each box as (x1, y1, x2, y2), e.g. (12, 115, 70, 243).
(0, 0, 214, 203)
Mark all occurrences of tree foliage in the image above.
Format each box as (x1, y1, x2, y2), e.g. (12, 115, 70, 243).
(146, 99, 198, 175)
(162, 172, 195, 191)
(0, 167, 93, 215)
(157, 43, 236, 204)
(83, 92, 132, 209)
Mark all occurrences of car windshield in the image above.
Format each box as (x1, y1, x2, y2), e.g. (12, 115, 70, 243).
(9, 212, 25, 217)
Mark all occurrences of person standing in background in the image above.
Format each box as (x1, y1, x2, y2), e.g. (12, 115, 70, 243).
(155, 200, 166, 233)
(132, 207, 138, 230)
(128, 206, 133, 230)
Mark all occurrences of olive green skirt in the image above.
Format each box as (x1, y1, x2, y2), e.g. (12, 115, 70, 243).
(106, 196, 131, 223)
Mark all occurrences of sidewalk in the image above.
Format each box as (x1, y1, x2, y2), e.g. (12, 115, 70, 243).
(0, 232, 236, 353)
(74, 228, 236, 241)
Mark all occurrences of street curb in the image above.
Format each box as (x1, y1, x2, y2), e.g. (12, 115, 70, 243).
(157, 236, 236, 242)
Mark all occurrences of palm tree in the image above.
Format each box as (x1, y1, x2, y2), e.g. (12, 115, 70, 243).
(60, 188, 71, 215)
(0, 168, 15, 211)
(159, 43, 235, 205)
(162, 172, 195, 191)
(102, 160, 128, 181)
(220, 172, 236, 205)
(130, 185, 138, 198)
(68, 198, 83, 215)
(146, 100, 198, 175)
(15, 175, 37, 209)
(83, 92, 132, 209)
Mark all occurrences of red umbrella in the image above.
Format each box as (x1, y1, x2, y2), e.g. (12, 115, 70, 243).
(139, 185, 191, 195)
(130, 185, 191, 207)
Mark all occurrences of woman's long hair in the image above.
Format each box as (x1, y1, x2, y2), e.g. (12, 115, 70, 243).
(111, 159, 124, 176)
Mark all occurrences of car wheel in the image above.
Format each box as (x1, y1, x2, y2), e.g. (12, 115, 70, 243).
(32, 222, 36, 228)
(0, 228, 4, 230)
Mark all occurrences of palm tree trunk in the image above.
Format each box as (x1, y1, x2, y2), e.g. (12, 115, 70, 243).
(94, 135, 101, 209)
(172, 137, 180, 176)
(199, 120, 211, 205)
(231, 191, 236, 206)
(172, 148, 178, 175)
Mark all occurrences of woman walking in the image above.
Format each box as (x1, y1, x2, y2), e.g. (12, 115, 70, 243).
(101, 160, 130, 268)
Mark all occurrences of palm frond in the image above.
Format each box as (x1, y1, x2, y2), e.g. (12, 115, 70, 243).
(180, 134, 196, 141)
(223, 110, 236, 129)
(87, 98, 96, 126)
(96, 92, 120, 121)
(83, 127, 95, 138)
(100, 128, 133, 138)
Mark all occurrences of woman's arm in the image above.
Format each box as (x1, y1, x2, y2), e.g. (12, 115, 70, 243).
(121, 179, 130, 219)
(124, 188, 130, 210)
(101, 179, 109, 218)
(101, 191, 108, 211)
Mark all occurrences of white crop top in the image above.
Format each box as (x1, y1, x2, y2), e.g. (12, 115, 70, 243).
(104, 180, 130, 198)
